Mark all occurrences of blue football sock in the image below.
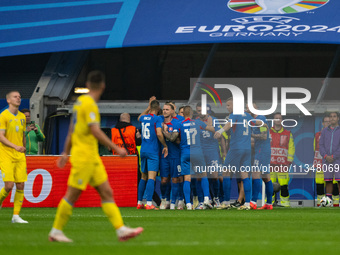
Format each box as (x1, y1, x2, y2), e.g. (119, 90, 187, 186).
(212, 179, 219, 198)
(165, 181, 171, 201)
(160, 182, 167, 199)
(183, 181, 191, 204)
(219, 180, 224, 201)
(201, 177, 210, 198)
(243, 178, 251, 203)
(191, 178, 197, 196)
(146, 179, 155, 202)
(196, 180, 204, 203)
(138, 179, 147, 201)
(265, 180, 273, 204)
(171, 183, 179, 204)
(223, 177, 231, 202)
(252, 179, 262, 202)
(178, 182, 184, 200)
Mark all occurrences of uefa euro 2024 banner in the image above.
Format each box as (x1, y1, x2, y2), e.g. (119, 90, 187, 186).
(0, 0, 340, 57)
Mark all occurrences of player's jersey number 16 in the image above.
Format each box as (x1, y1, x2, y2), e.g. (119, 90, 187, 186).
(142, 123, 151, 139)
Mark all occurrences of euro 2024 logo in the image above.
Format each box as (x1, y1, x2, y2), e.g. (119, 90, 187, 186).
(228, 0, 329, 15)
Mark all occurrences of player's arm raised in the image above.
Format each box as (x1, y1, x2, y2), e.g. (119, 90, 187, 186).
(90, 123, 127, 157)
(137, 96, 156, 121)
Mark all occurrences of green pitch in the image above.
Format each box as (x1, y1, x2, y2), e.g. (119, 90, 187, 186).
(1, 207, 339, 255)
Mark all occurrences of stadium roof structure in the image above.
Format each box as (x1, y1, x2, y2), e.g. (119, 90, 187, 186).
(0, 0, 340, 58)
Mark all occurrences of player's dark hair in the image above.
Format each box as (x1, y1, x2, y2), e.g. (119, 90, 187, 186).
(226, 97, 233, 103)
(196, 102, 202, 108)
(164, 103, 174, 110)
(183, 105, 193, 118)
(157, 108, 163, 116)
(178, 106, 185, 112)
(87, 70, 105, 89)
(150, 100, 160, 110)
(21, 109, 30, 114)
(6, 90, 20, 99)
(165, 100, 175, 105)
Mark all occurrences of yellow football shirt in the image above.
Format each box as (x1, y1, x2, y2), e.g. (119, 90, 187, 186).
(70, 95, 101, 163)
(0, 109, 26, 161)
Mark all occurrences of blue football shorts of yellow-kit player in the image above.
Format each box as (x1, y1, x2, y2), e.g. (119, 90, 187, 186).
(0, 109, 27, 182)
(67, 95, 108, 191)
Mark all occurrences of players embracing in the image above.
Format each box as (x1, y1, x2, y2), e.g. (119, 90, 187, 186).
(214, 97, 266, 210)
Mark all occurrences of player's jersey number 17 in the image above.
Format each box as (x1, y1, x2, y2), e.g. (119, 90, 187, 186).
(184, 128, 197, 145)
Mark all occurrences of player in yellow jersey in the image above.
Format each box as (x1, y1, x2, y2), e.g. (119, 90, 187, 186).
(48, 71, 143, 243)
(0, 91, 28, 223)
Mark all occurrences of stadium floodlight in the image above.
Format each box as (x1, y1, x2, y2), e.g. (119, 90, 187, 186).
(74, 87, 89, 94)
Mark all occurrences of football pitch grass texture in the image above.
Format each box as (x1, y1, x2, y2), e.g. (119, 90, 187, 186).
(1, 207, 340, 255)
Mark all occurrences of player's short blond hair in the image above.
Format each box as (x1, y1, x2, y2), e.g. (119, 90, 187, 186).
(6, 90, 20, 99)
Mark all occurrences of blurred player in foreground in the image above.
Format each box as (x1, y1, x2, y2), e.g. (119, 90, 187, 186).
(49, 71, 143, 242)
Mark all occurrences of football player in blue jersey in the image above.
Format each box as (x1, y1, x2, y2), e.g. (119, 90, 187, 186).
(162, 106, 214, 209)
(214, 97, 267, 210)
(137, 99, 168, 210)
(196, 103, 221, 208)
(166, 101, 185, 206)
(166, 100, 185, 122)
(159, 103, 183, 209)
(247, 103, 274, 210)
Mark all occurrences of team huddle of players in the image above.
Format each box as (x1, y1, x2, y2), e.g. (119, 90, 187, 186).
(136, 97, 276, 210)
(137, 96, 340, 210)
